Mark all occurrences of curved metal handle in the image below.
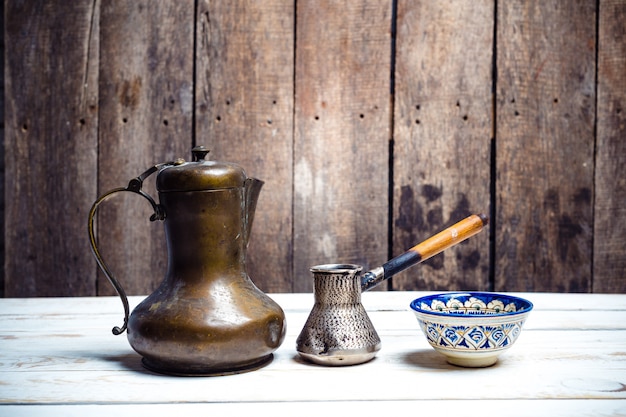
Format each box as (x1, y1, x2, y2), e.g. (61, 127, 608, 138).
(87, 164, 170, 335)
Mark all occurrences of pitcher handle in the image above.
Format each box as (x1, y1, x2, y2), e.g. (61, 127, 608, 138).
(87, 163, 171, 335)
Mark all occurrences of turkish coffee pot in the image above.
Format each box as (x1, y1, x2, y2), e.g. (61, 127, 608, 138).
(88, 146, 286, 376)
(296, 214, 488, 366)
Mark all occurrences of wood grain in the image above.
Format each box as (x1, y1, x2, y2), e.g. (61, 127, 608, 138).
(2, 402, 626, 417)
(392, 1, 494, 291)
(3, 2, 626, 297)
(293, 0, 392, 291)
(495, 0, 596, 292)
(96, 1, 194, 296)
(4, 1, 100, 296)
(194, 0, 294, 292)
(593, 0, 626, 292)
(0, 2, 5, 298)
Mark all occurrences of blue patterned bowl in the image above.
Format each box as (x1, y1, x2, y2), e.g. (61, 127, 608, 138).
(410, 292, 533, 367)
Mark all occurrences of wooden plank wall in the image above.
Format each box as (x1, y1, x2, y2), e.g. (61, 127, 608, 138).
(0, 0, 4, 297)
(5, 1, 100, 297)
(3, 0, 625, 297)
(496, 1, 597, 292)
(392, 1, 494, 291)
(594, 0, 626, 293)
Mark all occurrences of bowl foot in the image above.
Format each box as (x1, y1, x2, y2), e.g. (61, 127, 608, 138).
(446, 355, 498, 368)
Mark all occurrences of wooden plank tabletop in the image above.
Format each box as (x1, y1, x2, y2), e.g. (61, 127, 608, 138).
(1, 292, 625, 416)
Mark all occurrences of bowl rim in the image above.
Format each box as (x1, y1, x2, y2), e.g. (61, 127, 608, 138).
(409, 291, 533, 318)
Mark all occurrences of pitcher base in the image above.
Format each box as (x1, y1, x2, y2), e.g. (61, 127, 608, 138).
(141, 354, 273, 376)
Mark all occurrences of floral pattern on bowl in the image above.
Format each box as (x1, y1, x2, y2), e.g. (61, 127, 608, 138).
(410, 292, 533, 367)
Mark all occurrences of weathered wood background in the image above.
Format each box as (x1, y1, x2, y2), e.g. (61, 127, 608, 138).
(3, 0, 625, 297)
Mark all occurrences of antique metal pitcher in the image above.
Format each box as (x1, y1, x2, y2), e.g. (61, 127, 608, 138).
(88, 146, 286, 376)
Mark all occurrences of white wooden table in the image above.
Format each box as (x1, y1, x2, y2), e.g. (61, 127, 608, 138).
(1, 292, 625, 416)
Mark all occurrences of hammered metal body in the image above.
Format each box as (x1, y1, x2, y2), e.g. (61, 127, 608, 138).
(296, 264, 381, 366)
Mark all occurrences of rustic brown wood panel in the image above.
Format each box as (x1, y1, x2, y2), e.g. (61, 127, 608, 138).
(96, 1, 194, 296)
(293, 0, 392, 292)
(392, 1, 494, 291)
(495, 0, 596, 292)
(4, 1, 100, 296)
(4, 2, 626, 297)
(0, 0, 5, 298)
(194, 0, 294, 293)
(594, 0, 626, 293)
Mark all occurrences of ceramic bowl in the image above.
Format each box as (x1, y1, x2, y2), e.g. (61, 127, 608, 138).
(410, 292, 533, 367)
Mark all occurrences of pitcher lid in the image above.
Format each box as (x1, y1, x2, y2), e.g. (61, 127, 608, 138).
(156, 146, 248, 192)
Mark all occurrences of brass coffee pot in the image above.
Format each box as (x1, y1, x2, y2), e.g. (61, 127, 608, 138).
(88, 146, 286, 376)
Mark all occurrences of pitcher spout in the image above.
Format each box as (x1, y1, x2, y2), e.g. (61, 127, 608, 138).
(244, 178, 264, 245)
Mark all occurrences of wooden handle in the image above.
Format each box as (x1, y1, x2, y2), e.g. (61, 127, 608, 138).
(361, 213, 489, 291)
(409, 213, 489, 262)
